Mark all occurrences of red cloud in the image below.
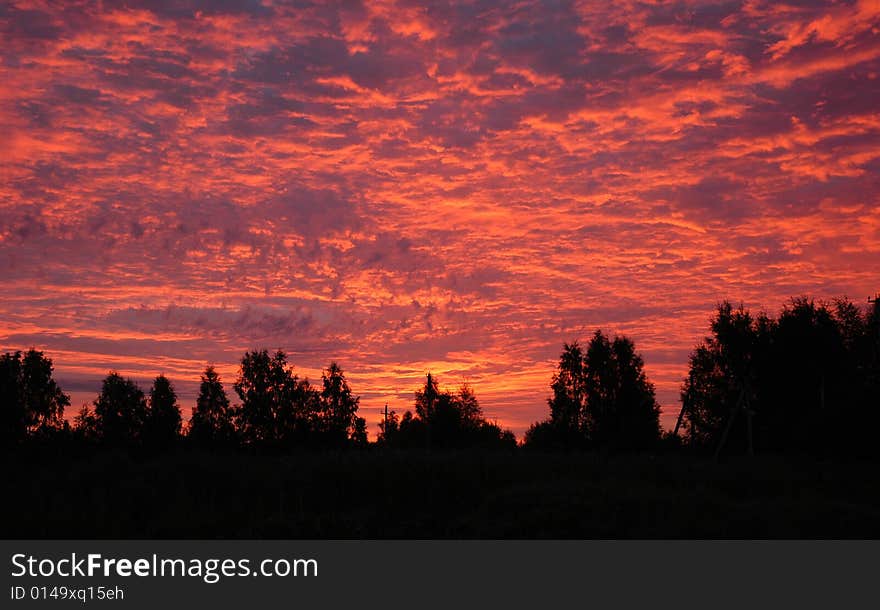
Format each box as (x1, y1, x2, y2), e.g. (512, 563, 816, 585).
(2, 0, 879, 436)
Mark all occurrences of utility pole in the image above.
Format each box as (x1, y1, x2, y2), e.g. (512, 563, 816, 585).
(870, 294, 880, 360)
(714, 380, 754, 460)
(869, 294, 879, 322)
(672, 402, 687, 438)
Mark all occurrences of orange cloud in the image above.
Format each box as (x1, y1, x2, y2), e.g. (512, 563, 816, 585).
(1, 0, 879, 438)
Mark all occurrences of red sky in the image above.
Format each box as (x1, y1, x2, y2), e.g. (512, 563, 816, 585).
(2, 0, 879, 436)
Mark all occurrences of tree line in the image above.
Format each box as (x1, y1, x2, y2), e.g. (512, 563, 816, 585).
(523, 295, 880, 456)
(2, 295, 878, 456)
(0, 348, 514, 451)
(678, 297, 880, 455)
(377, 373, 516, 449)
(72, 350, 371, 449)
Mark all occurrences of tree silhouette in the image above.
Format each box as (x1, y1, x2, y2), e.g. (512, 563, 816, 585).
(233, 350, 315, 445)
(144, 375, 181, 448)
(389, 374, 515, 449)
(396, 410, 421, 448)
(526, 342, 586, 449)
(0, 353, 24, 445)
(73, 404, 98, 442)
(456, 383, 483, 426)
(317, 362, 361, 446)
(1, 292, 873, 459)
(679, 302, 770, 449)
(830, 297, 875, 450)
(350, 416, 368, 447)
(523, 419, 562, 450)
(767, 298, 842, 450)
(680, 297, 880, 455)
(377, 409, 400, 445)
(92, 372, 148, 445)
(0, 349, 69, 445)
(603, 335, 661, 449)
(189, 366, 235, 446)
(550, 343, 585, 433)
(526, 331, 660, 450)
(583, 331, 660, 449)
(866, 297, 880, 411)
(414, 372, 441, 421)
(427, 390, 463, 448)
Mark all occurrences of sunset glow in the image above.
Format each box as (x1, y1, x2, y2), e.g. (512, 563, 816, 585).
(2, 0, 879, 435)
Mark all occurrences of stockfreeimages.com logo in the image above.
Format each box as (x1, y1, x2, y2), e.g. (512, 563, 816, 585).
(11, 553, 318, 584)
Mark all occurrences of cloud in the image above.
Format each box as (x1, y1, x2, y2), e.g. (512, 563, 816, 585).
(1, 0, 879, 437)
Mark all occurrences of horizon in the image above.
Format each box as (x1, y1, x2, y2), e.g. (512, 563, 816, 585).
(4, 292, 876, 440)
(3, 0, 879, 439)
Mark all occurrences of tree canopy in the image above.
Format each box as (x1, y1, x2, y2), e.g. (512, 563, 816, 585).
(384, 373, 515, 450)
(5, 293, 878, 459)
(317, 362, 364, 445)
(92, 372, 148, 445)
(144, 374, 182, 448)
(0, 349, 69, 445)
(680, 297, 880, 455)
(189, 366, 234, 446)
(233, 349, 315, 445)
(231, 350, 366, 448)
(525, 330, 661, 450)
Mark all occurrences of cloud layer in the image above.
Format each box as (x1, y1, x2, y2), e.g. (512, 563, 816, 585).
(2, 0, 879, 434)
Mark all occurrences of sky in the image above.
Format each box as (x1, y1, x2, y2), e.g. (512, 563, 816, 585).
(1, 0, 879, 437)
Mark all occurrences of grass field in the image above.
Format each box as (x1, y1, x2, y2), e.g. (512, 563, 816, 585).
(4, 448, 880, 538)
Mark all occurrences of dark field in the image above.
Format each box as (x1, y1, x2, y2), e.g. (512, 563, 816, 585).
(5, 449, 880, 538)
